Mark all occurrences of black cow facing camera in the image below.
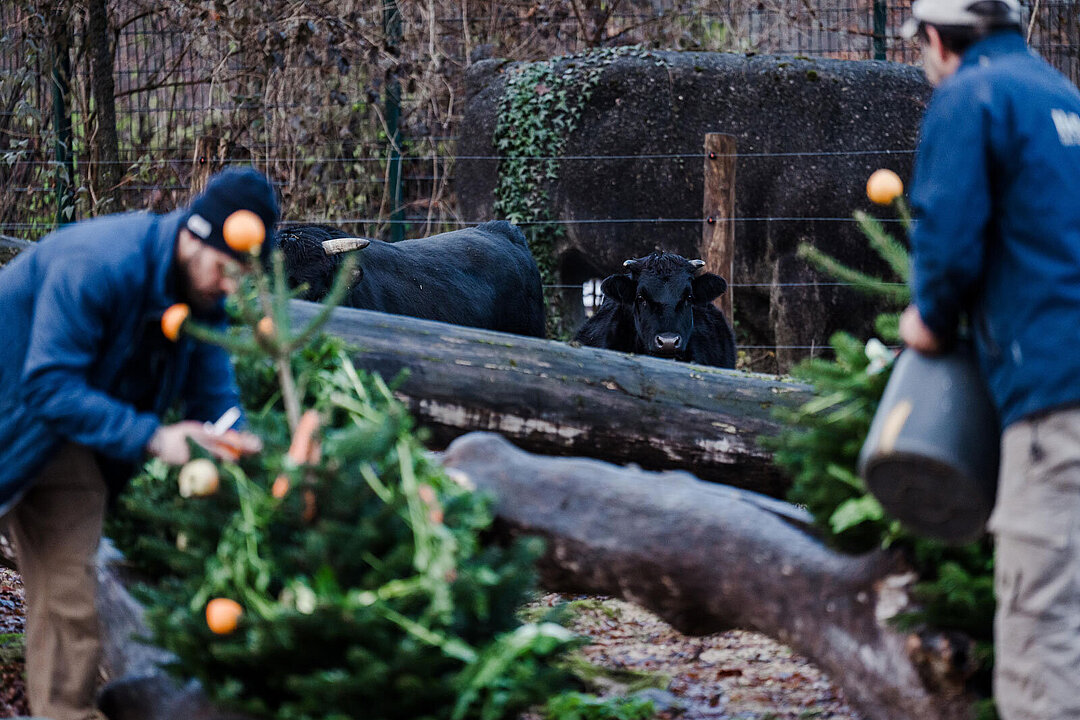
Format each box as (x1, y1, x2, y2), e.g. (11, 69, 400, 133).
(575, 252, 736, 368)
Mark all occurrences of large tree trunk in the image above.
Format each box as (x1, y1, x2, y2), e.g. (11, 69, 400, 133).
(3, 443, 977, 719)
(442, 432, 977, 720)
(87, 0, 121, 210)
(291, 300, 809, 498)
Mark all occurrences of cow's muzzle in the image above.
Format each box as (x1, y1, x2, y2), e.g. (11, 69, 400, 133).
(653, 333, 683, 356)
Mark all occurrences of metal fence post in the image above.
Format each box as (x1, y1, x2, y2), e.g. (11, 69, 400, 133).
(384, 0, 404, 243)
(873, 0, 887, 60)
(51, 16, 75, 227)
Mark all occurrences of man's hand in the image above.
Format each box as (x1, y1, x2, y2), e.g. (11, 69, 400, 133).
(146, 422, 262, 464)
(208, 429, 263, 461)
(899, 304, 943, 355)
(146, 421, 205, 464)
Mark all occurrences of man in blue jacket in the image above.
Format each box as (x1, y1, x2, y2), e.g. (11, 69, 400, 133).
(898, 1, 1080, 717)
(0, 167, 276, 720)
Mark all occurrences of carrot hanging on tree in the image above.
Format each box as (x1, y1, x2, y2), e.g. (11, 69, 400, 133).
(271, 409, 321, 512)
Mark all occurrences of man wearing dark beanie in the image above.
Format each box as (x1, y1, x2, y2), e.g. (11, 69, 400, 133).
(0, 167, 277, 720)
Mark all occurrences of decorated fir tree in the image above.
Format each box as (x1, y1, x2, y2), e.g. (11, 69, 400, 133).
(107, 219, 586, 720)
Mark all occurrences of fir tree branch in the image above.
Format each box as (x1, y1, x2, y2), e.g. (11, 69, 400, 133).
(797, 243, 909, 304)
(853, 210, 911, 283)
(182, 320, 261, 356)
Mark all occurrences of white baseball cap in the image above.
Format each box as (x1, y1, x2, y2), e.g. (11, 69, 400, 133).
(901, 0, 1023, 39)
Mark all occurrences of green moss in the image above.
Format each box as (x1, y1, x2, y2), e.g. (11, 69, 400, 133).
(493, 46, 668, 338)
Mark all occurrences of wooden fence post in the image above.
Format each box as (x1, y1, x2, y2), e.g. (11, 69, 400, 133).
(191, 136, 252, 199)
(190, 136, 220, 197)
(701, 133, 736, 321)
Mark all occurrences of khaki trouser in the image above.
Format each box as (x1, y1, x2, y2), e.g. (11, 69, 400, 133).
(988, 408, 1080, 720)
(3, 443, 107, 720)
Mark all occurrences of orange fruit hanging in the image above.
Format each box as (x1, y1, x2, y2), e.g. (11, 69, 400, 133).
(206, 597, 243, 635)
(161, 303, 190, 341)
(866, 169, 904, 206)
(222, 209, 265, 254)
(256, 316, 275, 340)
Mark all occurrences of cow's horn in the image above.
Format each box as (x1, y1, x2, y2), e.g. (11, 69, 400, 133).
(689, 259, 707, 275)
(623, 258, 643, 272)
(321, 237, 371, 255)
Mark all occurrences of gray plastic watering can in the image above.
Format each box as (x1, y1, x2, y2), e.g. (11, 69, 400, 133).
(858, 341, 1000, 544)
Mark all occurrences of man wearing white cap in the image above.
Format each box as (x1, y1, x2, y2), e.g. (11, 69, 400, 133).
(897, 1, 1080, 718)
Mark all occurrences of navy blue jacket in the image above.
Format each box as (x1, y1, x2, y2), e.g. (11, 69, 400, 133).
(910, 31, 1080, 428)
(0, 210, 241, 512)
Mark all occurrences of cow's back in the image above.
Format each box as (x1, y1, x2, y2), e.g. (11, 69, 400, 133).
(348, 220, 545, 337)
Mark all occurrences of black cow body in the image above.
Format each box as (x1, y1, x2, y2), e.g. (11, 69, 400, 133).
(575, 252, 736, 368)
(279, 220, 546, 337)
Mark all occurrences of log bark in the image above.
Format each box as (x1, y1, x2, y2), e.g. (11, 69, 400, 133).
(701, 133, 736, 321)
(94, 542, 245, 720)
(4, 442, 976, 720)
(0, 234, 31, 250)
(442, 432, 977, 720)
(291, 300, 810, 498)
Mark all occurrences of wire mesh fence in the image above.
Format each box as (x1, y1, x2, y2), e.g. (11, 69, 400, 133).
(0, 0, 1076, 365)
(1, 0, 1076, 240)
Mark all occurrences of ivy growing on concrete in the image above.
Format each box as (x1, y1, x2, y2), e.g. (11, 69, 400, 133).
(493, 45, 665, 338)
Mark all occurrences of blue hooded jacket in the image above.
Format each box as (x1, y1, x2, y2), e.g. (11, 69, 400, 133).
(0, 209, 241, 513)
(910, 31, 1080, 428)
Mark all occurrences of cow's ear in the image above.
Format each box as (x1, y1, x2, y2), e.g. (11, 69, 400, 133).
(601, 274, 637, 304)
(692, 273, 728, 303)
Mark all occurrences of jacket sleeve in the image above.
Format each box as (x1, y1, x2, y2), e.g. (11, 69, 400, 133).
(909, 79, 993, 341)
(19, 253, 160, 462)
(181, 329, 243, 425)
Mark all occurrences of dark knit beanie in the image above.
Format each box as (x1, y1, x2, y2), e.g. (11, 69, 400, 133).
(184, 167, 279, 261)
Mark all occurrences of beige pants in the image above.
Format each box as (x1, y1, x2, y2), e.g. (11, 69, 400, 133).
(988, 408, 1080, 720)
(4, 443, 106, 720)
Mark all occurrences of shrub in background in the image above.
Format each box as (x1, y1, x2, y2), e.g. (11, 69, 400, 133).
(768, 189, 997, 719)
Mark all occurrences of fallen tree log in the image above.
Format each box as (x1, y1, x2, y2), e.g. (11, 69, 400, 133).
(7, 432, 973, 720)
(0, 233, 31, 250)
(442, 432, 977, 720)
(291, 300, 810, 498)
